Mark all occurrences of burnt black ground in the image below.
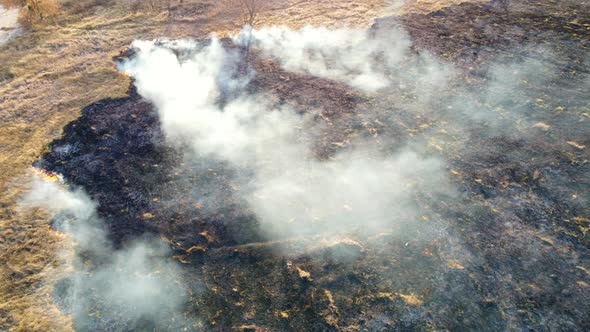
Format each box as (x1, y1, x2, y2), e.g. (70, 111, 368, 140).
(36, 1, 590, 331)
(36, 84, 263, 250)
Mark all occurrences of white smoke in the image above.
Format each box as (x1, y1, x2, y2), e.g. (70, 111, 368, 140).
(234, 25, 452, 94)
(121, 38, 307, 167)
(22, 177, 108, 251)
(20, 15, 589, 331)
(447, 50, 555, 129)
(235, 25, 402, 91)
(21, 177, 187, 329)
(119, 26, 455, 240)
(249, 148, 453, 238)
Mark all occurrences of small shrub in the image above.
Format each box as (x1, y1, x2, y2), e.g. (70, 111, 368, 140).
(0, 0, 61, 26)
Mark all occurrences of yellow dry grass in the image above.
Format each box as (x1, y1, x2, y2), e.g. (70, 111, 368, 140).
(398, 0, 488, 14)
(0, 0, 482, 330)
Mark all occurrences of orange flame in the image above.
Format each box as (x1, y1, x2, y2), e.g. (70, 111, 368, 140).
(32, 167, 63, 183)
(49, 228, 68, 239)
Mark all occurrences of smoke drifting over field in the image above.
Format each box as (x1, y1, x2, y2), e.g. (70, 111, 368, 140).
(250, 149, 453, 237)
(119, 25, 457, 239)
(22, 178, 187, 330)
(236, 25, 452, 94)
(118, 22, 587, 242)
(121, 38, 303, 167)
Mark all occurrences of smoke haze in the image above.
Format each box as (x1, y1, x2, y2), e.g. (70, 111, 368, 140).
(21, 177, 188, 330)
(119, 26, 457, 240)
(235, 25, 452, 95)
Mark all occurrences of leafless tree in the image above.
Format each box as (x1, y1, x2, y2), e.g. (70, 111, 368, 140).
(166, 0, 172, 17)
(224, 0, 266, 66)
(235, 0, 260, 27)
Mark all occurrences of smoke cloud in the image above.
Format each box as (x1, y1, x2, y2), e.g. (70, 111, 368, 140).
(121, 38, 306, 167)
(234, 25, 452, 94)
(117, 22, 588, 268)
(249, 148, 453, 238)
(118, 25, 457, 241)
(21, 177, 188, 330)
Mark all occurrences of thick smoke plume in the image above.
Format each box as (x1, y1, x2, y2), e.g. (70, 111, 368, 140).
(118, 21, 587, 250)
(21, 177, 188, 330)
(249, 148, 452, 237)
(122, 38, 304, 167)
(119, 26, 456, 240)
